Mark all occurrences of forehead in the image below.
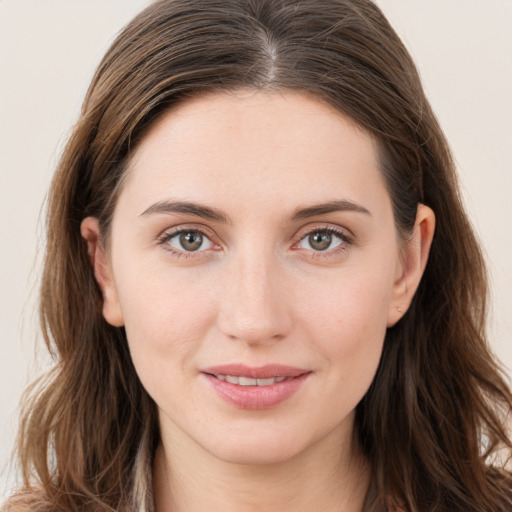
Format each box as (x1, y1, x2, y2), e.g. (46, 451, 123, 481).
(120, 90, 389, 218)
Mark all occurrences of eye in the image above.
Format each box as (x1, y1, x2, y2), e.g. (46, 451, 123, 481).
(160, 229, 214, 253)
(297, 228, 347, 252)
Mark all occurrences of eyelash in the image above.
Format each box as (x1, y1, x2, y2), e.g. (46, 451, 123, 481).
(157, 226, 219, 259)
(294, 225, 353, 259)
(157, 224, 354, 260)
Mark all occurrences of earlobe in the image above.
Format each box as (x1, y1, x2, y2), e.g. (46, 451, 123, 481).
(387, 204, 435, 327)
(80, 217, 124, 327)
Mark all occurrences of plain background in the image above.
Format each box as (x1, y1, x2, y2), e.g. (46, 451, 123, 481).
(1, 0, 511, 500)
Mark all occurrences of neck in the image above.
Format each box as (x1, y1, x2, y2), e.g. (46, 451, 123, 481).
(153, 420, 370, 512)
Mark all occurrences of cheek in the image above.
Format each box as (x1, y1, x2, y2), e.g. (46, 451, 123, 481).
(296, 264, 393, 385)
(112, 261, 218, 380)
(300, 262, 392, 336)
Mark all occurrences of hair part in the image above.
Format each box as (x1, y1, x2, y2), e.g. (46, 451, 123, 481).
(6, 1, 512, 511)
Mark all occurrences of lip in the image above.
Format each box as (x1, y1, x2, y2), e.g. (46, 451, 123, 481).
(202, 364, 308, 379)
(201, 364, 311, 410)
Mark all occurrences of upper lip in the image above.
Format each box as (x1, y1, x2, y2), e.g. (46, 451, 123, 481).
(202, 364, 309, 379)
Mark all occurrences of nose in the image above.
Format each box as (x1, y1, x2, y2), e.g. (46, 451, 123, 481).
(217, 250, 293, 347)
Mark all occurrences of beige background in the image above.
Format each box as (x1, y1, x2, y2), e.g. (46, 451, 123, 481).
(1, 0, 511, 499)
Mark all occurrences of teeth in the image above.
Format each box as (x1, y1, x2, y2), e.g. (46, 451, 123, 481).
(215, 375, 287, 386)
(239, 376, 257, 386)
(256, 377, 275, 386)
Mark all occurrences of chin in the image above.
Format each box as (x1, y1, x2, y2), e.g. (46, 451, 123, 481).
(196, 428, 318, 467)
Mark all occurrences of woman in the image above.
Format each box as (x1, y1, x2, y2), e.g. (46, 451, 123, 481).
(5, 0, 512, 510)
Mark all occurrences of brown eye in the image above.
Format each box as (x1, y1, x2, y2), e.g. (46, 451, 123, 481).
(308, 232, 332, 251)
(298, 229, 344, 252)
(164, 230, 214, 252)
(179, 231, 203, 251)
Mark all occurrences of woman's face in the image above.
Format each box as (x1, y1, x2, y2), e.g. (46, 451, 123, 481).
(88, 91, 425, 465)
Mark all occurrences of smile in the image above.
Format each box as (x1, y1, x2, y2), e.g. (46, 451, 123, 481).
(202, 364, 311, 409)
(211, 375, 288, 386)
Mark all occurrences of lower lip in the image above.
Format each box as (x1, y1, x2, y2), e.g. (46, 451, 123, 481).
(203, 373, 310, 410)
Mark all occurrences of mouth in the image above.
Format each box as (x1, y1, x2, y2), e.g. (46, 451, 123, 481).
(207, 374, 289, 386)
(201, 364, 311, 409)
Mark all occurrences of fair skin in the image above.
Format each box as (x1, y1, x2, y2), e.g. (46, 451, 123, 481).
(82, 91, 435, 512)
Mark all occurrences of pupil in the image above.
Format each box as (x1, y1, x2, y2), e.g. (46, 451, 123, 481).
(180, 232, 203, 251)
(309, 232, 331, 251)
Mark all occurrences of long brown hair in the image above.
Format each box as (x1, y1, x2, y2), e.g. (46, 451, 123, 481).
(5, 1, 512, 511)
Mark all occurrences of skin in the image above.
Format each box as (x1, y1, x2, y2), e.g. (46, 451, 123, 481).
(82, 90, 434, 511)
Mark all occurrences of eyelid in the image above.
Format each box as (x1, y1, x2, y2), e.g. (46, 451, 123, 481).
(155, 222, 354, 259)
(157, 224, 222, 255)
(294, 223, 354, 244)
(291, 223, 355, 257)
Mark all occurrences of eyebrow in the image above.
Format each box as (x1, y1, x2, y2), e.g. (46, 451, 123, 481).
(140, 200, 231, 223)
(139, 198, 371, 223)
(290, 200, 371, 221)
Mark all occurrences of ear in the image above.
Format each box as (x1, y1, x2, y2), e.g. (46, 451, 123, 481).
(387, 204, 435, 327)
(80, 217, 124, 327)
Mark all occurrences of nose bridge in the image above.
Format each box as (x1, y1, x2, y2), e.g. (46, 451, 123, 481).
(218, 245, 291, 345)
